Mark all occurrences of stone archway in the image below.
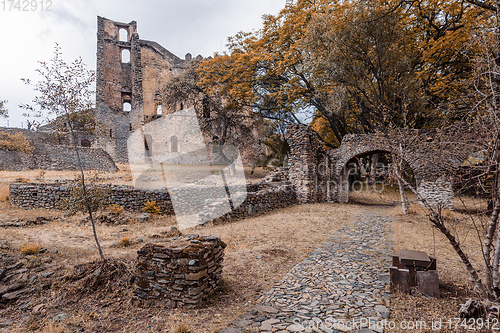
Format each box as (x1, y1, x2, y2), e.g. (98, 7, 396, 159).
(285, 124, 477, 210)
(337, 150, 393, 204)
(332, 136, 418, 205)
(332, 133, 455, 209)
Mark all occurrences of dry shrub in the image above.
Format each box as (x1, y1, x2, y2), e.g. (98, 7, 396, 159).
(120, 236, 131, 247)
(62, 173, 110, 214)
(173, 324, 191, 333)
(162, 226, 183, 238)
(442, 209, 459, 220)
(0, 131, 33, 154)
(35, 169, 46, 182)
(107, 204, 124, 215)
(143, 200, 160, 215)
(39, 320, 65, 333)
(57, 258, 133, 299)
(21, 243, 43, 255)
(15, 177, 28, 183)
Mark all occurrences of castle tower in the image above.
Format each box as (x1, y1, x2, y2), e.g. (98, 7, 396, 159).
(96, 16, 186, 162)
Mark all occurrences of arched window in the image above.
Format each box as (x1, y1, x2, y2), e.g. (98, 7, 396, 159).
(121, 49, 130, 63)
(119, 28, 128, 42)
(144, 134, 153, 157)
(171, 136, 178, 153)
(123, 102, 131, 112)
(156, 105, 163, 115)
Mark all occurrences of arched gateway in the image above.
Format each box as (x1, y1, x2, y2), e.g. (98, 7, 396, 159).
(286, 124, 477, 210)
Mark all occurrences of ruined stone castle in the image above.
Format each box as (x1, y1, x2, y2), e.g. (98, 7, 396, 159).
(95, 17, 263, 165)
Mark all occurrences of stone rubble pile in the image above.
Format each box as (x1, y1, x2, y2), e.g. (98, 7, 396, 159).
(133, 235, 225, 307)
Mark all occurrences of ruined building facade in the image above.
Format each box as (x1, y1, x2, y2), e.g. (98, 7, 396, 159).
(285, 124, 479, 209)
(96, 17, 188, 162)
(95, 17, 264, 165)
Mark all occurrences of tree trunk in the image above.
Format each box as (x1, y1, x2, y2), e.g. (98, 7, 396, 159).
(483, 185, 500, 293)
(429, 213, 488, 298)
(397, 176, 409, 215)
(68, 121, 105, 261)
(396, 165, 488, 298)
(393, 152, 409, 214)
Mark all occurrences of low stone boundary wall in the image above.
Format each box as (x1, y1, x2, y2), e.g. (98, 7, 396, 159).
(133, 235, 225, 307)
(9, 183, 175, 214)
(213, 182, 297, 222)
(416, 179, 454, 210)
(0, 144, 118, 172)
(33, 145, 118, 172)
(9, 181, 297, 220)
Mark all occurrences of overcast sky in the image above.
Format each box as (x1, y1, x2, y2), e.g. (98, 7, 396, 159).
(0, 0, 286, 128)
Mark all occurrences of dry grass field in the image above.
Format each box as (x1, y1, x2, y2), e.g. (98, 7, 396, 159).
(0, 167, 491, 332)
(0, 166, 357, 332)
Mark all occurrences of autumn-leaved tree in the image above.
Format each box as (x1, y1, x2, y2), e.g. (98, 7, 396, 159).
(21, 45, 105, 261)
(389, 0, 500, 301)
(303, 0, 428, 131)
(197, 0, 489, 145)
(310, 112, 338, 148)
(400, 0, 491, 121)
(197, 0, 351, 143)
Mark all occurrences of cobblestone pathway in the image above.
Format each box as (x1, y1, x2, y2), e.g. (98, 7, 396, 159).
(220, 212, 394, 333)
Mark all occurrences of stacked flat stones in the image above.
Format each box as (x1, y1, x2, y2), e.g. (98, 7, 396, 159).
(221, 213, 393, 333)
(10, 182, 297, 221)
(133, 235, 225, 307)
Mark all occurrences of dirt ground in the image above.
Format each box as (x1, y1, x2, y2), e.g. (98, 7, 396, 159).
(0, 167, 490, 332)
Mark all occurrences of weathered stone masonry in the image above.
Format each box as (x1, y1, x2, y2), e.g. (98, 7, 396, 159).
(0, 127, 118, 172)
(9, 183, 173, 213)
(133, 235, 225, 307)
(286, 124, 333, 204)
(96, 17, 188, 162)
(95, 17, 265, 166)
(0, 145, 118, 172)
(9, 182, 297, 220)
(285, 124, 478, 209)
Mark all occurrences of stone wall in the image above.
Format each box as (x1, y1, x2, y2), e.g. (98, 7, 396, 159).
(34, 145, 118, 172)
(9, 182, 173, 213)
(0, 150, 33, 171)
(0, 144, 118, 172)
(134, 235, 225, 307)
(0, 126, 118, 172)
(213, 183, 297, 223)
(9, 181, 297, 220)
(0, 127, 57, 144)
(285, 124, 478, 209)
(416, 179, 454, 210)
(286, 124, 333, 204)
